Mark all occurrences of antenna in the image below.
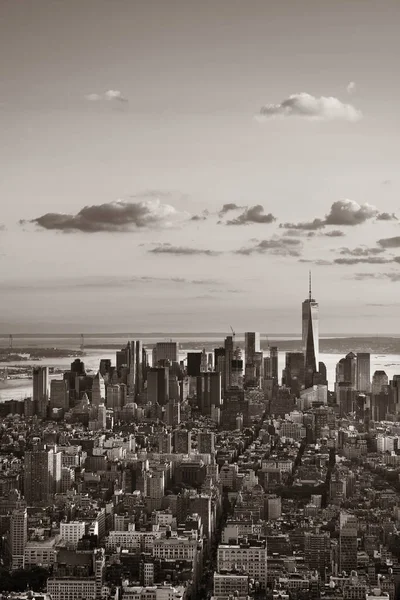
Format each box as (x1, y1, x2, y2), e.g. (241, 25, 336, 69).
(80, 334, 85, 352)
(309, 270, 312, 301)
(9, 334, 13, 351)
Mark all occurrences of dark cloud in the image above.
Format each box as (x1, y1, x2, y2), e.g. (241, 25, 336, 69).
(235, 237, 302, 257)
(281, 200, 378, 232)
(218, 203, 243, 217)
(282, 230, 315, 238)
(258, 92, 362, 122)
(21, 197, 187, 233)
(334, 256, 394, 265)
(376, 212, 398, 221)
(191, 210, 209, 222)
(280, 219, 325, 231)
(323, 230, 345, 238)
(226, 204, 276, 226)
(338, 246, 385, 257)
(325, 200, 378, 226)
(149, 244, 221, 256)
(377, 236, 400, 248)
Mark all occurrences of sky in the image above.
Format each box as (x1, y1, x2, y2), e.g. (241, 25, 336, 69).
(1, 0, 400, 334)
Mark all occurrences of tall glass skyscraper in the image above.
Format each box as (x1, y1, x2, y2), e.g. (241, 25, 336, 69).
(302, 274, 319, 388)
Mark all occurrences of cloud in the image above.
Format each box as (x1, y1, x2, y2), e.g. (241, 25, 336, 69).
(378, 236, 400, 249)
(226, 205, 276, 226)
(338, 246, 385, 257)
(376, 212, 398, 221)
(85, 89, 128, 102)
(1, 275, 222, 292)
(298, 259, 332, 266)
(149, 244, 221, 256)
(235, 237, 302, 257)
(352, 272, 400, 283)
(280, 219, 325, 231)
(346, 81, 356, 94)
(323, 230, 345, 238)
(325, 200, 378, 225)
(218, 203, 244, 217)
(282, 200, 378, 232)
(191, 210, 210, 222)
(259, 92, 362, 122)
(21, 197, 188, 233)
(334, 256, 394, 265)
(281, 229, 316, 238)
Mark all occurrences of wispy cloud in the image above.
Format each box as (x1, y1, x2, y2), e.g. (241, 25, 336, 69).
(235, 237, 302, 257)
(258, 92, 362, 122)
(281, 200, 378, 231)
(298, 259, 332, 266)
(225, 205, 276, 226)
(338, 246, 385, 257)
(346, 81, 356, 95)
(149, 244, 221, 256)
(85, 89, 128, 102)
(352, 272, 400, 282)
(1, 275, 222, 292)
(21, 195, 189, 233)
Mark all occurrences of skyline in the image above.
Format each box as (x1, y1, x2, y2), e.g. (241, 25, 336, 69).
(1, 0, 400, 332)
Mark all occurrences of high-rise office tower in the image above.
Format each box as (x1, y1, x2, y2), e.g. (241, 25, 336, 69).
(302, 273, 319, 388)
(344, 352, 357, 387)
(71, 359, 86, 376)
(33, 366, 49, 417)
(91, 372, 106, 406)
(10, 508, 28, 570)
(153, 342, 178, 365)
(135, 340, 143, 396)
(372, 370, 389, 395)
(187, 352, 202, 377)
(147, 367, 169, 406)
(339, 512, 358, 573)
(116, 348, 128, 371)
(284, 352, 305, 394)
(224, 336, 234, 391)
(24, 446, 62, 505)
(50, 379, 69, 411)
(356, 353, 371, 393)
(270, 347, 279, 383)
(197, 371, 222, 414)
(244, 332, 260, 365)
(200, 348, 208, 373)
(173, 429, 192, 454)
(198, 431, 215, 454)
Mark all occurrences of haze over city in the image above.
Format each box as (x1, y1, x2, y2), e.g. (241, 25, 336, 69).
(1, 0, 400, 332)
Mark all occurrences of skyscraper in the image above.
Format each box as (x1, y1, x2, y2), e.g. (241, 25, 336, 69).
(10, 508, 28, 570)
(224, 336, 234, 391)
(147, 367, 169, 406)
(24, 446, 62, 505)
(33, 366, 49, 417)
(269, 346, 278, 383)
(244, 332, 260, 365)
(302, 273, 319, 388)
(356, 353, 371, 393)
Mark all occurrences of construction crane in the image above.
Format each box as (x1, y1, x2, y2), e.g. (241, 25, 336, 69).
(230, 325, 235, 341)
(9, 334, 13, 351)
